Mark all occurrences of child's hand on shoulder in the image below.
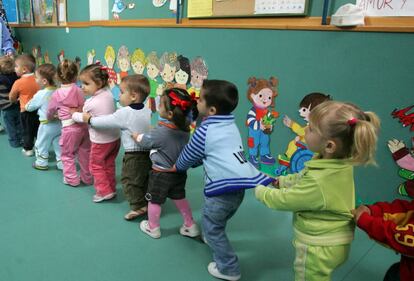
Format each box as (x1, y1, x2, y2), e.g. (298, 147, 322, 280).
(82, 112, 91, 123)
(131, 132, 143, 142)
(69, 106, 82, 114)
(351, 205, 371, 222)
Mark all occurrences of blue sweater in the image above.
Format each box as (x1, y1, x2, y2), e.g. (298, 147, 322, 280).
(176, 115, 273, 197)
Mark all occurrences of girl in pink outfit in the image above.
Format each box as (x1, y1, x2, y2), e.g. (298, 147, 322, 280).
(72, 64, 120, 203)
(47, 60, 92, 187)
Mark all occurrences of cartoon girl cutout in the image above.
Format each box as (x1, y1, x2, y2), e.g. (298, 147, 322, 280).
(104, 45, 121, 102)
(146, 51, 161, 113)
(188, 57, 208, 98)
(117, 45, 130, 82)
(246, 77, 279, 168)
(131, 48, 147, 75)
(159, 52, 178, 91)
(174, 55, 191, 90)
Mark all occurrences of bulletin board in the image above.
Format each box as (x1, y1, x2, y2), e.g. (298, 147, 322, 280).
(188, 0, 309, 18)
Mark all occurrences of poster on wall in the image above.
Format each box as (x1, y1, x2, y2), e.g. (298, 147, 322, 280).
(32, 0, 57, 26)
(356, 0, 414, 16)
(17, 0, 32, 24)
(56, 0, 67, 24)
(3, 0, 19, 23)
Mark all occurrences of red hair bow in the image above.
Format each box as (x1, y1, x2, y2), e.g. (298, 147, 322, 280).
(168, 91, 191, 111)
(190, 92, 199, 102)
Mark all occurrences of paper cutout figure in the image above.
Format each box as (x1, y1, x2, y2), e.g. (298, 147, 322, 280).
(117, 45, 130, 83)
(75, 56, 81, 69)
(104, 45, 120, 102)
(131, 48, 146, 74)
(188, 56, 208, 98)
(146, 51, 161, 113)
(112, 0, 135, 20)
(32, 46, 44, 66)
(388, 138, 414, 198)
(57, 50, 64, 63)
(174, 55, 191, 90)
(44, 51, 51, 64)
(87, 49, 96, 65)
(169, 0, 178, 12)
(153, 0, 167, 7)
(392, 105, 414, 132)
(159, 52, 178, 91)
(276, 93, 331, 175)
(246, 77, 279, 168)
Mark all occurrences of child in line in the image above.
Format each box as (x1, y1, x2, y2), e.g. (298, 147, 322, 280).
(132, 88, 199, 239)
(72, 64, 120, 202)
(9, 54, 40, 156)
(176, 80, 274, 281)
(353, 199, 414, 281)
(83, 75, 152, 219)
(255, 100, 380, 281)
(0, 56, 21, 147)
(47, 59, 92, 187)
(25, 63, 62, 170)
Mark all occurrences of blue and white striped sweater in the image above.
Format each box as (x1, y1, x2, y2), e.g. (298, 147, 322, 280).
(176, 115, 273, 197)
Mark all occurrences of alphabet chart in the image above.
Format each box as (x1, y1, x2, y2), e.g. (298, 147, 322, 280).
(254, 0, 307, 15)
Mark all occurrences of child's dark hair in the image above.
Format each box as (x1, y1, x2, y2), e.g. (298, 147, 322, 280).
(0, 56, 15, 74)
(57, 59, 79, 84)
(36, 64, 57, 86)
(121, 74, 150, 102)
(16, 54, 36, 73)
(79, 63, 109, 89)
(202, 79, 238, 115)
(162, 88, 197, 132)
(300, 92, 332, 110)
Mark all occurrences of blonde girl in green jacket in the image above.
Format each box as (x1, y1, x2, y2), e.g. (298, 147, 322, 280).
(256, 101, 380, 281)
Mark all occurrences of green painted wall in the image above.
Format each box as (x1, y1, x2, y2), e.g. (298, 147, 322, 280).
(13, 3, 414, 203)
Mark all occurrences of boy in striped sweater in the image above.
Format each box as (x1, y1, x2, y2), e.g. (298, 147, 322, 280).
(176, 80, 273, 281)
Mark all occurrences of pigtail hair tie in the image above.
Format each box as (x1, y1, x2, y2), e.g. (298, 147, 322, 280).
(347, 117, 358, 127)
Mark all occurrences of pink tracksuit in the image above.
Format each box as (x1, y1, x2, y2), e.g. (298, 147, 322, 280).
(72, 87, 120, 197)
(47, 84, 92, 186)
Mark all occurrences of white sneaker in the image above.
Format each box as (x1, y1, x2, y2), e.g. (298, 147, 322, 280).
(207, 262, 241, 281)
(180, 223, 200, 238)
(22, 149, 34, 157)
(0, 125, 4, 132)
(92, 192, 116, 203)
(56, 160, 63, 170)
(63, 178, 80, 187)
(140, 220, 161, 239)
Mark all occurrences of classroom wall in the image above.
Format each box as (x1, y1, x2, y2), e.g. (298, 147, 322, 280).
(13, 3, 414, 203)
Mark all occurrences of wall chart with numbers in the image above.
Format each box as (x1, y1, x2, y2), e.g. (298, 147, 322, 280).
(255, 0, 307, 15)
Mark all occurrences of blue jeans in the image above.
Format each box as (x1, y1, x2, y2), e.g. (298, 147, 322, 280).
(202, 190, 245, 277)
(248, 127, 270, 157)
(1, 105, 23, 147)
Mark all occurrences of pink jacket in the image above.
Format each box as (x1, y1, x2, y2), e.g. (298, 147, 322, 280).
(72, 87, 120, 144)
(47, 84, 84, 122)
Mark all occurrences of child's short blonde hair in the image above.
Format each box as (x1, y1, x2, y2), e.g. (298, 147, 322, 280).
(0, 56, 15, 74)
(309, 101, 380, 165)
(15, 54, 36, 73)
